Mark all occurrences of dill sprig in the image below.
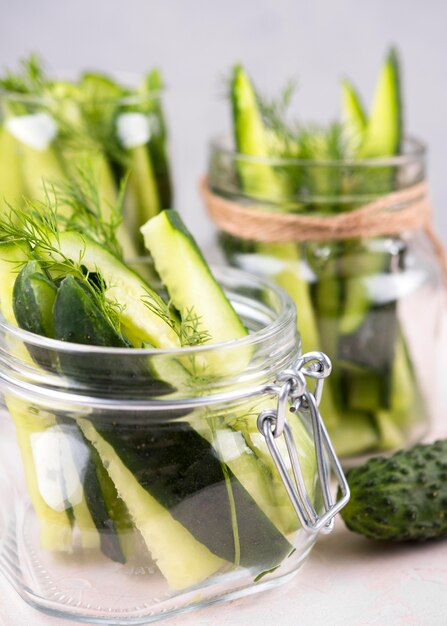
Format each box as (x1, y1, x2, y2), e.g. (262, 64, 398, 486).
(0, 193, 124, 334)
(297, 121, 348, 161)
(0, 54, 129, 166)
(257, 78, 302, 157)
(52, 101, 128, 168)
(0, 54, 47, 94)
(180, 307, 212, 346)
(51, 160, 125, 258)
(141, 293, 211, 347)
(228, 68, 352, 164)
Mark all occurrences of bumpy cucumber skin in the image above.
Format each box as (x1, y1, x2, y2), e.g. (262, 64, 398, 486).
(340, 440, 447, 541)
(13, 260, 57, 337)
(54, 275, 129, 347)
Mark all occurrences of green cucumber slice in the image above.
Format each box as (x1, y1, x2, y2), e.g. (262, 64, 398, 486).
(0, 244, 73, 551)
(139, 68, 172, 210)
(0, 123, 24, 212)
(126, 144, 160, 222)
(6, 398, 74, 552)
(79, 416, 293, 578)
(231, 65, 290, 201)
(358, 48, 402, 158)
(53, 272, 174, 399)
(12, 259, 58, 369)
(78, 418, 226, 590)
(53, 275, 128, 347)
(37, 231, 180, 349)
(141, 210, 247, 345)
(341, 79, 368, 155)
(0, 241, 32, 324)
(13, 260, 57, 338)
(57, 420, 128, 562)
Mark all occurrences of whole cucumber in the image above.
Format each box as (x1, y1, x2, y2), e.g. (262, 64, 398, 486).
(340, 440, 447, 541)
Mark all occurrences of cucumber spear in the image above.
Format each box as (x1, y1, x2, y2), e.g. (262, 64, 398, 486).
(338, 48, 421, 450)
(229, 64, 339, 427)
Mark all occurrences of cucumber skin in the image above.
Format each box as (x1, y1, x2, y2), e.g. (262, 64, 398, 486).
(95, 419, 293, 569)
(141, 68, 173, 210)
(13, 261, 57, 338)
(358, 47, 402, 158)
(340, 440, 447, 541)
(141, 210, 247, 348)
(231, 65, 290, 201)
(53, 274, 175, 400)
(57, 419, 127, 563)
(13, 260, 58, 370)
(40, 231, 180, 350)
(54, 275, 129, 348)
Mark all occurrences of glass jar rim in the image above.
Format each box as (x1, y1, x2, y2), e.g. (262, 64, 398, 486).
(210, 133, 426, 168)
(0, 265, 299, 410)
(0, 265, 296, 358)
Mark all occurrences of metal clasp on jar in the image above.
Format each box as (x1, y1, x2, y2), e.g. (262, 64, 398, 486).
(257, 351, 350, 535)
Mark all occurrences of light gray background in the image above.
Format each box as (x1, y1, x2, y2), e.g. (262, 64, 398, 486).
(1, 0, 446, 246)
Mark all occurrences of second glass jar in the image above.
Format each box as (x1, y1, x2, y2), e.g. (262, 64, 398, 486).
(206, 136, 442, 459)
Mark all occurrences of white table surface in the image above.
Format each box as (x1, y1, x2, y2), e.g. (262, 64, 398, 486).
(1, 514, 447, 626)
(1, 317, 446, 625)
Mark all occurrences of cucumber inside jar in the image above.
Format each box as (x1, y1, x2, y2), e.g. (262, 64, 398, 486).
(0, 188, 317, 589)
(218, 49, 429, 458)
(0, 55, 173, 255)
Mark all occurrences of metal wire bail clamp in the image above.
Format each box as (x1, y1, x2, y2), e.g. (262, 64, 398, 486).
(257, 351, 350, 535)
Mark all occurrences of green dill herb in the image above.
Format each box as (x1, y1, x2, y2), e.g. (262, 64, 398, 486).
(0, 54, 47, 94)
(0, 194, 124, 334)
(51, 160, 126, 258)
(141, 292, 211, 347)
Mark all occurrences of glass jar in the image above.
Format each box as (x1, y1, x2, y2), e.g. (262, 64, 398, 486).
(0, 86, 172, 256)
(0, 265, 347, 624)
(206, 136, 443, 460)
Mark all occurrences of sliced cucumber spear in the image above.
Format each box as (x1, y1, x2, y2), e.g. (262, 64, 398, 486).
(54, 275, 129, 347)
(0, 123, 24, 213)
(13, 260, 57, 338)
(230, 65, 340, 426)
(0, 244, 73, 551)
(79, 411, 293, 586)
(37, 231, 180, 349)
(341, 79, 368, 156)
(139, 67, 173, 210)
(78, 418, 225, 590)
(357, 48, 402, 158)
(141, 212, 321, 537)
(231, 65, 291, 201)
(141, 210, 247, 346)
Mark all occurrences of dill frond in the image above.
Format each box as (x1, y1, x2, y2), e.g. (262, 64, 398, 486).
(297, 121, 348, 161)
(0, 53, 47, 94)
(141, 293, 210, 347)
(0, 193, 124, 335)
(51, 160, 125, 258)
(254, 79, 302, 158)
(179, 307, 212, 346)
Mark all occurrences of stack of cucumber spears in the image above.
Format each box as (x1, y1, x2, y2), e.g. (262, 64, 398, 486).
(0, 177, 317, 589)
(223, 48, 425, 457)
(0, 55, 172, 255)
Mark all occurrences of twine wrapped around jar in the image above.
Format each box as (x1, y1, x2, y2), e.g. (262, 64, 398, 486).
(200, 177, 447, 280)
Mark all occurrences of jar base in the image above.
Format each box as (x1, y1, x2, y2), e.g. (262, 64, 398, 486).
(0, 500, 316, 625)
